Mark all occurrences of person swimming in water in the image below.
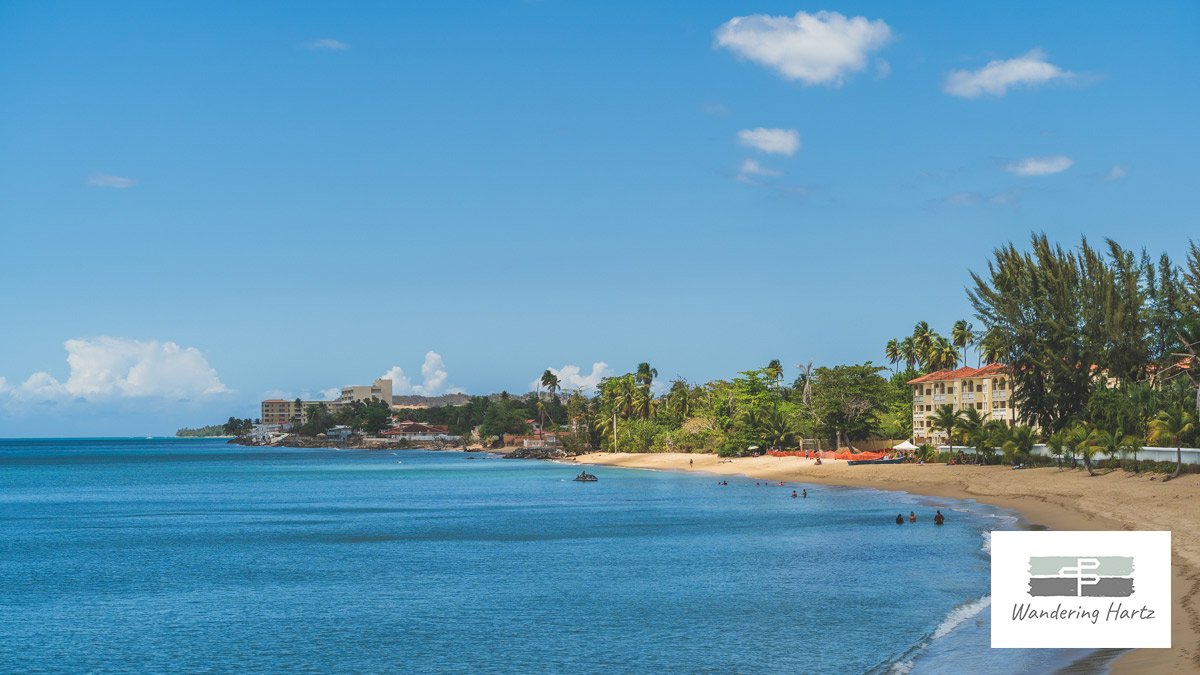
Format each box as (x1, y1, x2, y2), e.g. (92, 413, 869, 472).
(791, 490, 798, 498)
(934, 510, 945, 525)
(896, 513, 904, 525)
(908, 511, 917, 523)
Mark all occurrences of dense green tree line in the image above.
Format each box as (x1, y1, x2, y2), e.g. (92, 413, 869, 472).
(894, 234, 1199, 477)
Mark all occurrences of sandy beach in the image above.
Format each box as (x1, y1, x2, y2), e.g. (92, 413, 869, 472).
(572, 452, 1199, 674)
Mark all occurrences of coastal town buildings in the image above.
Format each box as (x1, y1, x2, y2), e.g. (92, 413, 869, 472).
(260, 378, 395, 426)
(260, 398, 339, 425)
(380, 420, 451, 440)
(337, 378, 393, 407)
(908, 364, 1019, 445)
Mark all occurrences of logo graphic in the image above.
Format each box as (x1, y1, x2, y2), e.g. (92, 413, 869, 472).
(992, 532, 1170, 649)
(1028, 556, 1134, 597)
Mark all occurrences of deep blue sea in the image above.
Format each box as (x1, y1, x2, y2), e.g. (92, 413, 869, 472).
(0, 439, 1102, 673)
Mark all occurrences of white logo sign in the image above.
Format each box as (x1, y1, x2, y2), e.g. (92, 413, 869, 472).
(991, 531, 1171, 648)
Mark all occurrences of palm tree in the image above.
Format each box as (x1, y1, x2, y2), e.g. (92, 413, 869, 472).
(1066, 421, 1091, 470)
(1046, 429, 1068, 470)
(796, 362, 814, 407)
(540, 369, 560, 399)
(1116, 433, 1142, 472)
(933, 336, 960, 371)
(1078, 439, 1100, 476)
(954, 407, 987, 452)
(900, 338, 919, 371)
(912, 321, 935, 364)
(762, 406, 795, 449)
(1002, 425, 1036, 466)
(764, 359, 783, 385)
(884, 339, 901, 373)
(1148, 407, 1197, 480)
(952, 320, 976, 367)
(635, 362, 657, 390)
(929, 404, 963, 453)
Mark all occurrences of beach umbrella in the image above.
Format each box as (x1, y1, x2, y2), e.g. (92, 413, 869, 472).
(894, 440, 919, 451)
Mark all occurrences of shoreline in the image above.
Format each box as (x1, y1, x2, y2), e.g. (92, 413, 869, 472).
(570, 452, 1198, 674)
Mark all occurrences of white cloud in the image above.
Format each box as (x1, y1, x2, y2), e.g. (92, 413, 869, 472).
(3, 337, 228, 403)
(1103, 165, 1127, 182)
(943, 49, 1072, 98)
(380, 366, 413, 394)
(380, 351, 462, 396)
(737, 127, 800, 156)
(737, 158, 782, 182)
(1005, 155, 1074, 176)
(534, 362, 612, 394)
(306, 38, 349, 51)
(715, 11, 892, 86)
(87, 173, 136, 188)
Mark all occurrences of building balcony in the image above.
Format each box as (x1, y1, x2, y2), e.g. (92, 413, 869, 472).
(962, 393, 975, 401)
(933, 395, 946, 403)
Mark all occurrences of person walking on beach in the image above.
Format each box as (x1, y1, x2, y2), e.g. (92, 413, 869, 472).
(934, 510, 945, 525)
(896, 513, 904, 525)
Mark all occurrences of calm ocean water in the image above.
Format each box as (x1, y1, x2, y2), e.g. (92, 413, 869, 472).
(0, 439, 1100, 673)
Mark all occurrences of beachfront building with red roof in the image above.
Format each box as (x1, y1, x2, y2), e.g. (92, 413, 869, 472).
(908, 364, 1019, 445)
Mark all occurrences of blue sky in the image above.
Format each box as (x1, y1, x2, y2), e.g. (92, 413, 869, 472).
(1, 1, 1197, 435)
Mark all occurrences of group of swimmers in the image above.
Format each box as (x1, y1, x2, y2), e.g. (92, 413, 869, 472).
(896, 510, 946, 525)
(715, 480, 807, 499)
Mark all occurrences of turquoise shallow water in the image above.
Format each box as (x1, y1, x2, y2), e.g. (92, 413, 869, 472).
(0, 439, 1095, 673)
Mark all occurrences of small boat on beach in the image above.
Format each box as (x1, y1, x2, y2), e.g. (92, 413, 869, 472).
(846, 458, 907, 466)
(573, 471, 598, 482)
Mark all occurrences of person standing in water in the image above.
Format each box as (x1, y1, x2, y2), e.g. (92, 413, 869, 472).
(801, 489, 807, 498)
(934, 510, 945, 525)
(908, 511, 917, 523)
(895, 514, 904, 525)
(791, 490, 798, 498)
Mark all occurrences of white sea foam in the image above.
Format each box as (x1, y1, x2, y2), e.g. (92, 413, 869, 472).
(883, 596, 992, 673)
(931, 596, 991, 640)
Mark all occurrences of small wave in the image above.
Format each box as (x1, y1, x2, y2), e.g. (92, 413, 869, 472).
(981, 530, 991, 554)
(877, 596, 992, 674)
(931, 595, 990, 640)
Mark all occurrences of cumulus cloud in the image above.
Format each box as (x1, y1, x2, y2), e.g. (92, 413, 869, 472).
(305, 38, 349, 51)
(534, 362, 612, 394)
(943, 49, 1072, 98)
(3, 337, 228, 403)
(715, 10, 892, 86)
(736, 158, 782, 183)
(87, 173, 136, 188)
(1005, 155, 1074, 176)
(380, 351, 462, 396)
(737, 127, 800, 156)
